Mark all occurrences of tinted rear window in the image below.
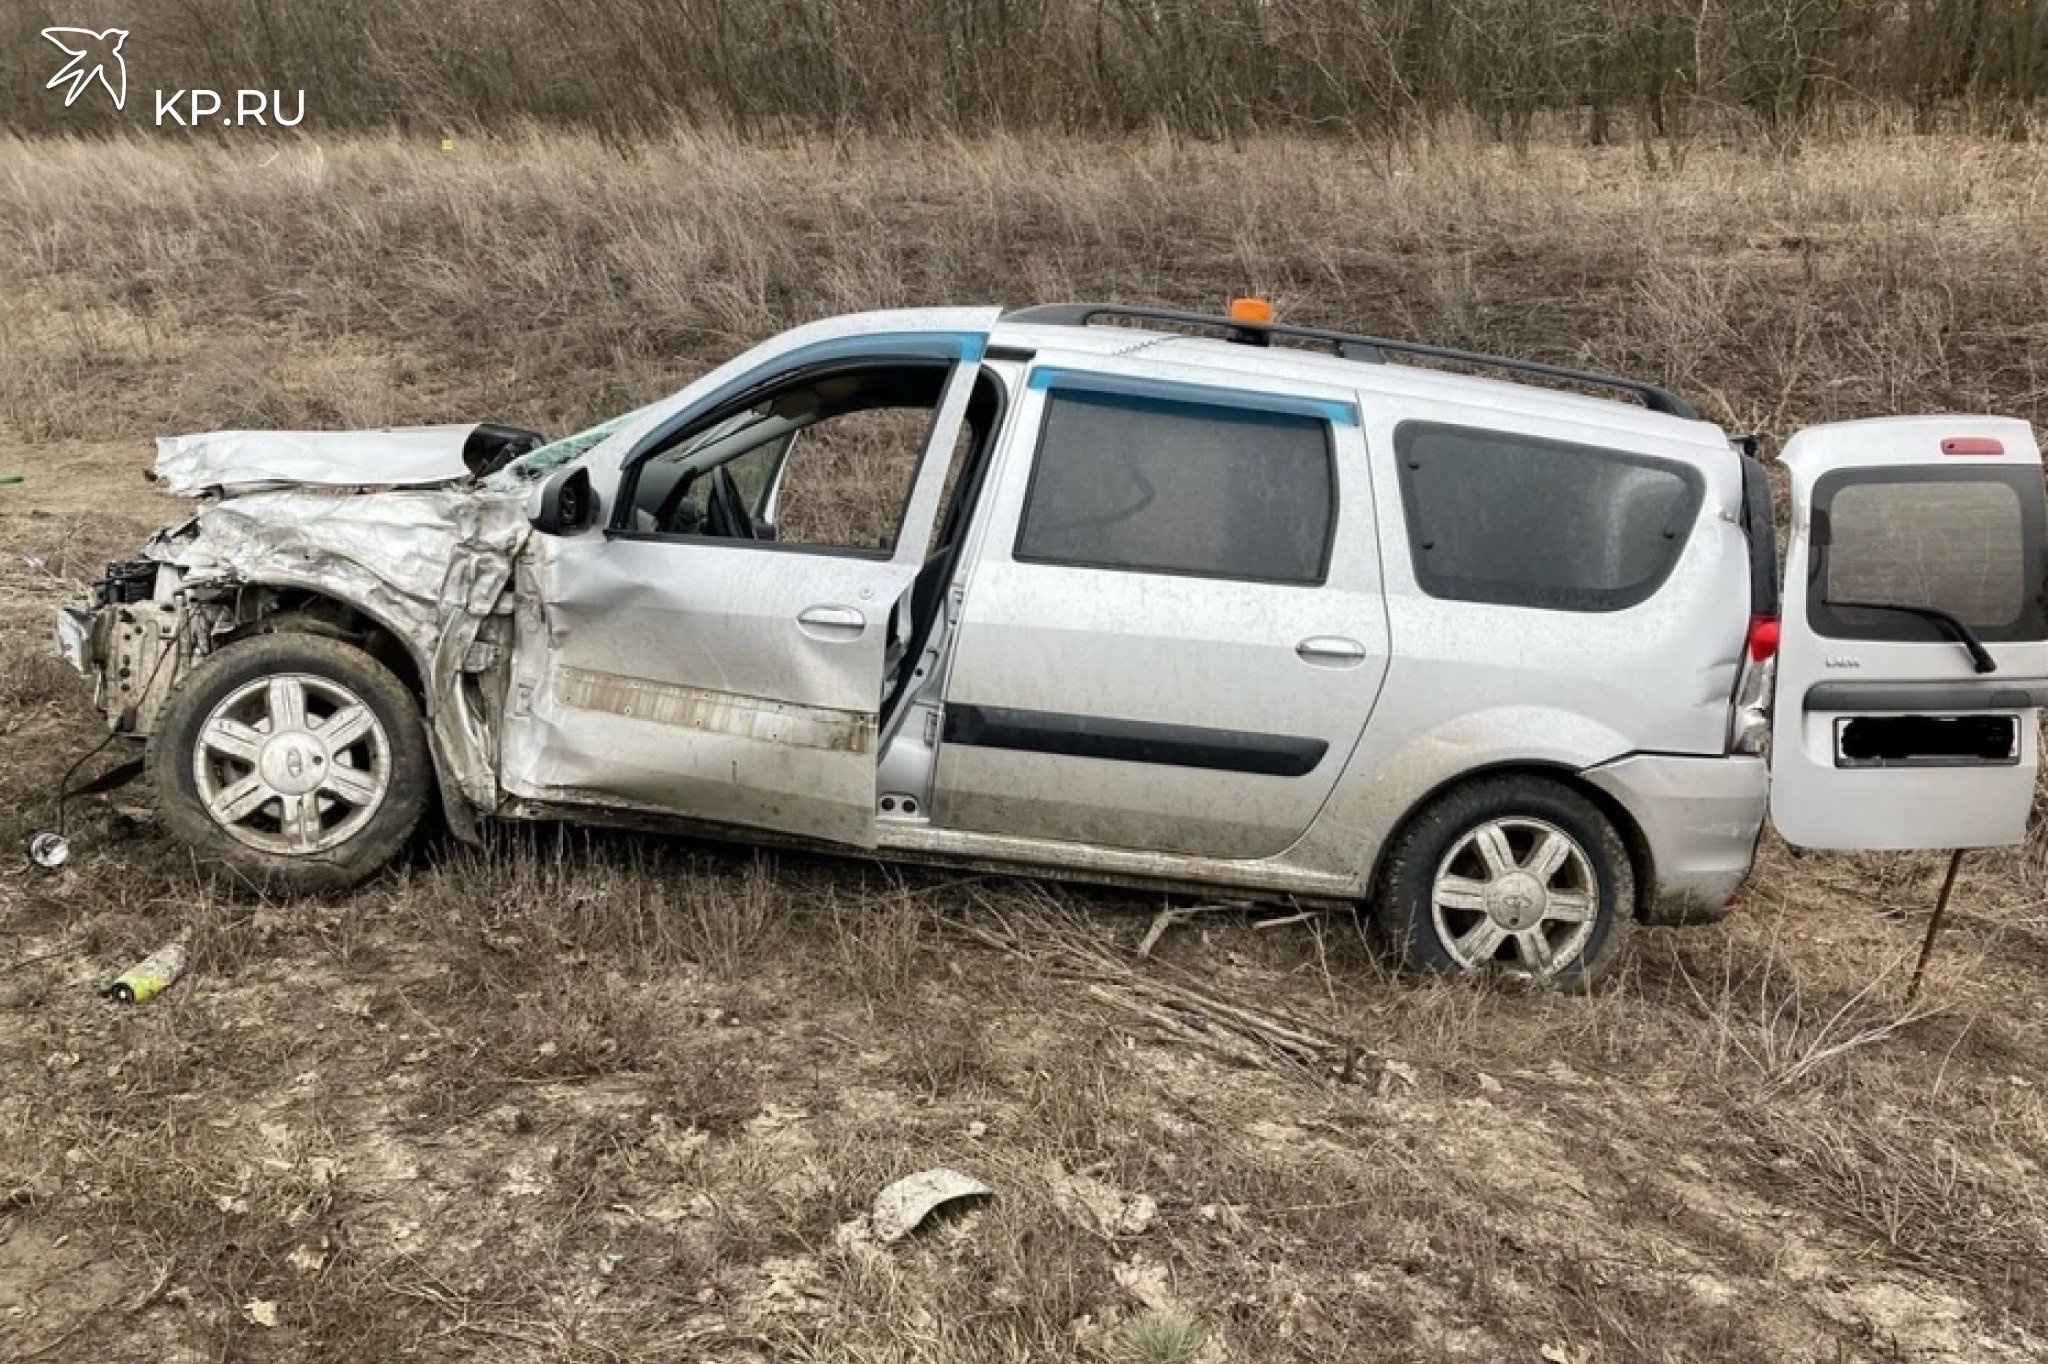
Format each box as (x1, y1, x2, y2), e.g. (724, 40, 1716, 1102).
(1811, 467, 2047, 643)
(1014, 389, 1334, 584)
(1394, 422, 1704, 611)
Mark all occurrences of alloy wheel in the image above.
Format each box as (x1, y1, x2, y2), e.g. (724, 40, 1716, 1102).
(190, 672, 391, 856)
(1430, 816, 1598, 977)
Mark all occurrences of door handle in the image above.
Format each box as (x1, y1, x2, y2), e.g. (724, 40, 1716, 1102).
(1296, 636, 1368, 666)
(797, 604, 867, 641)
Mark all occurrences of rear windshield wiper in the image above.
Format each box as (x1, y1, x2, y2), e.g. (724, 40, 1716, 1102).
(1829, 599, 1997, 674)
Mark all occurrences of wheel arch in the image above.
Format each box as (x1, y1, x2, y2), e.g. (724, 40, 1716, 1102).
(214, 584, 491, 843)
(1365, 760, 1656, 919)
(221, 584, 432, 715)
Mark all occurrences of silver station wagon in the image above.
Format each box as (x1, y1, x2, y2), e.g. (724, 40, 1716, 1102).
(57, 303, 2048, 984)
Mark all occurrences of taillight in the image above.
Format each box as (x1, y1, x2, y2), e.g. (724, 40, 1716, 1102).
(1730, 615, 1779, 756)
(1941, 436, 2004, 457)
(1746, 615, 1780, 664)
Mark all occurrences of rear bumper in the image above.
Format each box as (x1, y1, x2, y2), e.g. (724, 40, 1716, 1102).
(1581, 753, 1768, 925)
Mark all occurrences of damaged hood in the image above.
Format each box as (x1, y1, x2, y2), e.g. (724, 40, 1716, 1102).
(154, 423, 543, 497)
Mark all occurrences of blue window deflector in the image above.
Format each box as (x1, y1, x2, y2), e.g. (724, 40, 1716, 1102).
(626, 330, 986, 470)
(1027, 366, 1358, 427)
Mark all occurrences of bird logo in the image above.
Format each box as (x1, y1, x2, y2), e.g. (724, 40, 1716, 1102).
(42, 28, 129, 110)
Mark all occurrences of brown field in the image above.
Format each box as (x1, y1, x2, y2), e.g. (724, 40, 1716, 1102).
(3, 129, 2048, 1363)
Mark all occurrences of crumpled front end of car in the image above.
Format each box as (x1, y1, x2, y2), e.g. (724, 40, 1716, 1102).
(55, 426, 538, 819)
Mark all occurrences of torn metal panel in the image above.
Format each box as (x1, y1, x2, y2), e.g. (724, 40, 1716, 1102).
(154, 424, 515, 497)
(863, 1169, 992, 1244)
(500, 688, 881, 848)
(499, 712, 879, 845)
(141, 486, 532, 809)
(52, 604, 91, 675)
(97, 597, 188, 728)
(165, 488, 530, 654)
(555, 667, 873, 753)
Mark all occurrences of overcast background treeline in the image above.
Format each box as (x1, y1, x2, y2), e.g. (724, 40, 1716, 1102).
(3, 0, 2043, 140)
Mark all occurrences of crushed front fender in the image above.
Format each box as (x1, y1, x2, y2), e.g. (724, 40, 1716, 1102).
(109, 486, 532, 814)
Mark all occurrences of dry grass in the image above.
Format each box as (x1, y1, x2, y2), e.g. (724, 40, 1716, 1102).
(3, 128, 2048, 1362)
(5, 127, 2048, 448)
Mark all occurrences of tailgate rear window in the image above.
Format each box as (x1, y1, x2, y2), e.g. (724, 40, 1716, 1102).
(1811, 467, 2047, 643)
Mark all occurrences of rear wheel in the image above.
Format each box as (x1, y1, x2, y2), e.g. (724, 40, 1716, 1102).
(149, 632, 431, 893)
(1376, 776, 1634, 988)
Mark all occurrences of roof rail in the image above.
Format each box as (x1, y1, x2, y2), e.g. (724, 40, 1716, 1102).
(1002, 303, 1701, 421)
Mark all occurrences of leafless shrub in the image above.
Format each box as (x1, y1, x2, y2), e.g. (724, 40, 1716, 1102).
(1, 1, 2041, 144)
(809, 876, 939, 1010)
(0, 633, 74, 711)
(1666, 904, 1943, 1097)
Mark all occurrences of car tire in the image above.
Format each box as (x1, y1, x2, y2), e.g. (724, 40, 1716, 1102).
(148, 631, 432, 894)
(1376, 775, 1634, 988)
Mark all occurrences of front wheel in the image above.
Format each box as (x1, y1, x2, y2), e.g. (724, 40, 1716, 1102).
(149, 632, 431, 893)
(1375, 776, 1634, 988)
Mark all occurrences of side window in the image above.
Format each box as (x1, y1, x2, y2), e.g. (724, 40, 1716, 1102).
(724, 438, 785, 516)
(625, 363, 947, 554)
(1393, 422, 1703, 612)
(1013, 388, 1335, 584)
(772, 403, 937, 551)
(1811, 468, 2047, 643)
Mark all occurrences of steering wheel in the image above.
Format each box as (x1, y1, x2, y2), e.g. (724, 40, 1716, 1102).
(706, 464, 757, 540)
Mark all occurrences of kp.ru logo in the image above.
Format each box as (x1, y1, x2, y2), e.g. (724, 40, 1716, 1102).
(42, 27, 127, 109)
(42, 25, 305, 126)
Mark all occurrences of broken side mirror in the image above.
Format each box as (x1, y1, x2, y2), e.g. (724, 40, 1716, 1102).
(463, 423, 545, 476)
(534, 466, 599, 536)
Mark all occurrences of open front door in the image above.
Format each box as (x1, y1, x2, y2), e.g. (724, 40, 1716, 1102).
(1770, 416, 2048, 850)
(498, 330, 990, 847)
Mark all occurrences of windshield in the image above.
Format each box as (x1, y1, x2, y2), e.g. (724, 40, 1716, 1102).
(492, 400, 664, 484)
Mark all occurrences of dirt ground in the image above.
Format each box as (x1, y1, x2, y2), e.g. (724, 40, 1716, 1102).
(3, 131, 2048, 1363)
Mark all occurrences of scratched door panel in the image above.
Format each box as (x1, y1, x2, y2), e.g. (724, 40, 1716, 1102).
(499, 537, 917, 845)
(495, 332, 989, 847)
